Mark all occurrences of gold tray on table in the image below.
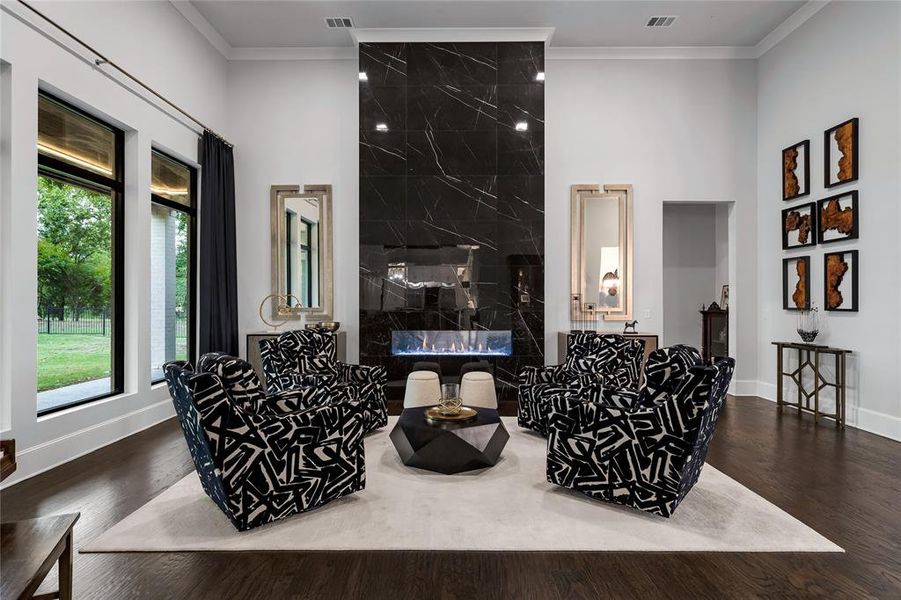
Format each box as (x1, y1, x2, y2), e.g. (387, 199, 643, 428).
(424, 406, 478, 423)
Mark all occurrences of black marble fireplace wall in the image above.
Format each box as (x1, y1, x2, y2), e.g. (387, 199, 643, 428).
(358, 42, 545, 388)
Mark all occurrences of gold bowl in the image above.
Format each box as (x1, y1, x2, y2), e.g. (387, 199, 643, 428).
(306, 321, 340, 332)
(424, 406, 478, 423)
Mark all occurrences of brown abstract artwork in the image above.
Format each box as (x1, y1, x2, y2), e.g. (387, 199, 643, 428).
(783, 146, 799, 198)
(818, 191, 858, 244)
(783, 256, 810, 311)
(792, 259, 808, 309)
(782, 202, 816, 249)
(785, 210, 811, 243)
(825, 118, 859, 187)
(825, 254, 849, 309)
(821, 199, 853, 235)
(782, 140, 809, 200)
(834, 122, 855, 181)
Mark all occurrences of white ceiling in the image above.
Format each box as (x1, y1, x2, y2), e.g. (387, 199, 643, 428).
(184, 0, 808, 50)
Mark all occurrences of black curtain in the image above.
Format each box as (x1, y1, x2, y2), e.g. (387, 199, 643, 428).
(198, 131, 238, 356)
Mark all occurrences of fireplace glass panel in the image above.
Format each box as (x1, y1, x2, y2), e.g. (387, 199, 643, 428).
(392, 330, 512, 356)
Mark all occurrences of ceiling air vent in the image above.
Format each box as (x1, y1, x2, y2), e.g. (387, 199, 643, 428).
(325, 17, 354, 29)
(646, 16, 678, 27)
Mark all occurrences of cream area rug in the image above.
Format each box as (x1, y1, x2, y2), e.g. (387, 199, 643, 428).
(84, 417, 841, 553)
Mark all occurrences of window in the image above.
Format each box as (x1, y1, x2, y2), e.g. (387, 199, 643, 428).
(150, 150, 195, 382)
(36, 92, 124, 415)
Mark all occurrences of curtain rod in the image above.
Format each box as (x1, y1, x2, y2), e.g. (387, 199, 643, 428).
(17, 0, 233, 148)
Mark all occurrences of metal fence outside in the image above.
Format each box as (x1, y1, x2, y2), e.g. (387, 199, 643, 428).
(37, 308, 188, 337)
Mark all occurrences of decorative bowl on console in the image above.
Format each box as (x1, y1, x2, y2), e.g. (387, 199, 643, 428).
(306, 321, 341, 332)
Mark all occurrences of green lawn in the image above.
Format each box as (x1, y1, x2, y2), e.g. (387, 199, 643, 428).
(37, 333, 189, 391)
(37, 334, 111, 391)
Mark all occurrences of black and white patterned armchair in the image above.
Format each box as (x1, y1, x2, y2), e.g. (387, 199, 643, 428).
(517, 332, 645, 436)
(259, 330, 388, 433)
(163, 359, 366, 531)
(586, 344, 706, 411)
(545, 356, 735, 517)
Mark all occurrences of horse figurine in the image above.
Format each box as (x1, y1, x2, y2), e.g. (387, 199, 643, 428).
(623, 320, 638, 334)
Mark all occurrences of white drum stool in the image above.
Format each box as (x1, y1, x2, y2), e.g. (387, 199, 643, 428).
(403, 371, 441, 408)
(460, 371, 497, 409)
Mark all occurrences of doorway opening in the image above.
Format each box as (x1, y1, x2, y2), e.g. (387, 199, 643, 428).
(662, 202, 733, 361)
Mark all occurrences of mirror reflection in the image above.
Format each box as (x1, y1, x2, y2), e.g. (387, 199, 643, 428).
(283, 195, 320, 308)
(582, 195, 622, 311)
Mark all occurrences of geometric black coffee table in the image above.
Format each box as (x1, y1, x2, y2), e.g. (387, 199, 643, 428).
(389, 406, 510, 474)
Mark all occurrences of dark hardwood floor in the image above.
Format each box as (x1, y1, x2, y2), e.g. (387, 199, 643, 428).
(2, 396, 899, 599)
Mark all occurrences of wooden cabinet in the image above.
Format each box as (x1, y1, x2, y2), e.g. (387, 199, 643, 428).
(700, 309, 728, 364)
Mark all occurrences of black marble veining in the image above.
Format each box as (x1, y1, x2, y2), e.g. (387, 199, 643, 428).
(359, 42, 545, 396)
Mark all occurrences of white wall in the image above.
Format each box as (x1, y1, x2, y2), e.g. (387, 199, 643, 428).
(662, 203, 718, 348)
(227, 59, 359, 359)
(756, 1, 901, 439)
(544, 58, 758, 385)
(0, 0, 228, 485)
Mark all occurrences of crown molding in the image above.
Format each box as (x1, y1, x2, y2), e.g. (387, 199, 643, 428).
(754, 0, 830, 58)
(350, 27, 555, 45)
(169, 0, 231, 58)
(229, 47, 357, 61)
(171, 0, 829, 62)
(547, 46, 757, 60)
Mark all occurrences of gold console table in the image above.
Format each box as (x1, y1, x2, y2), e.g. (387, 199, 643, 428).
(772, 342, 850, 429)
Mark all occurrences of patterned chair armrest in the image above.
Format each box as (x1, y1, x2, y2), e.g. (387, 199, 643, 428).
(518, 365, 564, 386)
(337, 362, 387, 386)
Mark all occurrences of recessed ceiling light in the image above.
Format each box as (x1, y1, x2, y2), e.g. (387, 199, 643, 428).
(535, 72, 545, 82)
(515, 122, 528, 132)
(375, 123, 388, 132)
(359, 72, 368, 81)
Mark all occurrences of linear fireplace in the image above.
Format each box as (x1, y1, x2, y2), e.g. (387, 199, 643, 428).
(392, 330, 512, 356)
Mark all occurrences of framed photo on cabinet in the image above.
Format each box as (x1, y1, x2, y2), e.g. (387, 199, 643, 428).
(782, 139, 809, 201)
(783, 256, 811, 311)
(824, 250, 858, 312)
(782, 202, 817, 249)
(824, 118, 859, 188)
(818, 190, 859, 244)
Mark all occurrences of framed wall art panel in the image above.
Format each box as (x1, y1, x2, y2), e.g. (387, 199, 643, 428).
(783, 256, 811, 311)
(824, 250, 858, 312)
(782, 202, 817, 250)
(824, 118, 859, 188)
(782, 139, 809, 201)
(818, 190, 858, 244)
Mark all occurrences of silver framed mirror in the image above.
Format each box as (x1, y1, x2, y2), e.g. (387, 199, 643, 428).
(270, 184, 334, 320)
(571, 183, 633, 321)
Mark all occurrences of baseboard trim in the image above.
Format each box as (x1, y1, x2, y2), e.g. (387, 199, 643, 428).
(850, 407, 901, 442)
(731, 380, 760, 397)
(0, 399, 175, 489)
(745, 380, 900, 442)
